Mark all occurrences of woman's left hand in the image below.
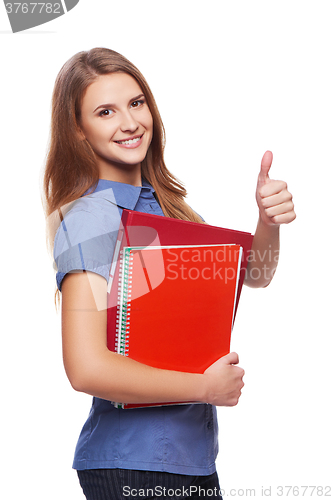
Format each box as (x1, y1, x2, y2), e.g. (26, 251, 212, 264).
(256, 150, 296, 227)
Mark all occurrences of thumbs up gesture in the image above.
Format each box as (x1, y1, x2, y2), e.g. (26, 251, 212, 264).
(256, 151, 296, 226)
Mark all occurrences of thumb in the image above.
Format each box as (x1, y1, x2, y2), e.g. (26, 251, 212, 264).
(258, 150, 273, 185)
(220, 352, 239, 365)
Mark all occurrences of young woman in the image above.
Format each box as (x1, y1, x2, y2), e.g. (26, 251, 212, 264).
(43, 48, 295, 500)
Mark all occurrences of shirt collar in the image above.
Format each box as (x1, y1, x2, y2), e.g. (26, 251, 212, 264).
(86, 178, 155, 210)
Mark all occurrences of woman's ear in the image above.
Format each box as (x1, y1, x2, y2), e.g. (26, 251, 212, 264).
(76, 127, 86, 141)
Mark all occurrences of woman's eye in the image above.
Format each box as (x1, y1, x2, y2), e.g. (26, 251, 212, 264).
(100, 109, 113, 117)
(131, 100, 144, 108)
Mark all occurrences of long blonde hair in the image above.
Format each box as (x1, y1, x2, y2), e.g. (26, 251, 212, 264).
(43, 48, 203, 230)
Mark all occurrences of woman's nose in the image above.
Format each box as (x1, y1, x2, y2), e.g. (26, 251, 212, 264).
(119, 110, 139, 133)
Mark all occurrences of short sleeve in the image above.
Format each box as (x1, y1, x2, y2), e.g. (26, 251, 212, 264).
(53, 207, 120, 292)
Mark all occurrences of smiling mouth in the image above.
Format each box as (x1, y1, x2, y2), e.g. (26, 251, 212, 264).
(115, 134, 143, 145)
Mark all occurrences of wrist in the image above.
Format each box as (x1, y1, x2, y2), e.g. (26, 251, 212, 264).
(258, 212, 280, 232)
(192, 373, 210, 404)
(256, 215, 280, 247)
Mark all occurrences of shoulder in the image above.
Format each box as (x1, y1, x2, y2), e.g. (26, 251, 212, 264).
(53, 192, 122, 291)
(55, 192, 121, 249)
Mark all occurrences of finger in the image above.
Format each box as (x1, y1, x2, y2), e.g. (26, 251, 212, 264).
(263, 201, 295, 218)
(261, 189, 293, 209)
(221, 352, 239, 365)
(258, 150, 273, 185)
(270, 210, 296, 225)
(258, 180, 288, 198)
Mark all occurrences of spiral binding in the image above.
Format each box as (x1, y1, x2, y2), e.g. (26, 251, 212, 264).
(115, 248, 134, 357)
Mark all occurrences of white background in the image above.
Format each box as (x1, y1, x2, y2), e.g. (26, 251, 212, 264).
(1, 1, 332, 498)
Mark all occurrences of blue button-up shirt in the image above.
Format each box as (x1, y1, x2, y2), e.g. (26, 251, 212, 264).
(53, 178, 219, 475)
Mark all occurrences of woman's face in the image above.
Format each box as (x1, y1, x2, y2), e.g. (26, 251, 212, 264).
(79, 72, 153, 182)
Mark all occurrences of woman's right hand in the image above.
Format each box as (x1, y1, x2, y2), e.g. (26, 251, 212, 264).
(203, 352, 245, 407)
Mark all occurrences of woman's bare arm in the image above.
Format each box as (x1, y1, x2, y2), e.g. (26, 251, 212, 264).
(245, 151, 296, 288)
(61, 271, 245, 406)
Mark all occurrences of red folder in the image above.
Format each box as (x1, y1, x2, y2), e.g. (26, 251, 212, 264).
(106, 210, 253, 408)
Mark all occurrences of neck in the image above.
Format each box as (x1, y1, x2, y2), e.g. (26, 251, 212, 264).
(98, 161, 142, 186)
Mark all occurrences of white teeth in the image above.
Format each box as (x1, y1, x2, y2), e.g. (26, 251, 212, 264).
(118, 137, 141, 145)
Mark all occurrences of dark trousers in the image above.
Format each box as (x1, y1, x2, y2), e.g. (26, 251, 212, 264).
(77, 469, 223, 500)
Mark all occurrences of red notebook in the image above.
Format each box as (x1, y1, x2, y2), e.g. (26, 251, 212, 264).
(114, 243, 242, 409)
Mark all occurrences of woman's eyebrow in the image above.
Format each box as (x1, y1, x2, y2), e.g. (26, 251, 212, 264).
(130, 93, 145, 102)
(93, 94, 145, 113)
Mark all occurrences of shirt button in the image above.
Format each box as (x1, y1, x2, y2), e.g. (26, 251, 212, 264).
(207, 421, 212, 429)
